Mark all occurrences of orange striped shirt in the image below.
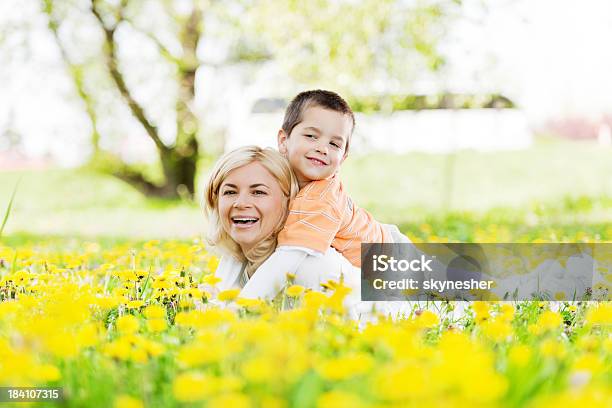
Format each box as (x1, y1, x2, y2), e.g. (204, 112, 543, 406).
(277, 177, 391, 267)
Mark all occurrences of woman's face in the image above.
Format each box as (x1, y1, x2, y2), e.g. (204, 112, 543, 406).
(218, 161, 286, 254)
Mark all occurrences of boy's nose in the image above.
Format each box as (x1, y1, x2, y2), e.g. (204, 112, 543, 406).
(315, 143, 328, 155)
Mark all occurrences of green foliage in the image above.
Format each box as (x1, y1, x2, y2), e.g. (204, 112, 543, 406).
(349, 93, 516, 113)
(241, 0, 460, 96)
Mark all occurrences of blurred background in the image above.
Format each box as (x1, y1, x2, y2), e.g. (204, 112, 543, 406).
(1, 0, 611, 243)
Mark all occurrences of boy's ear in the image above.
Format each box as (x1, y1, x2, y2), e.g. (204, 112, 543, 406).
(340, 149, 349, 164)
(278, 129, 289, 156)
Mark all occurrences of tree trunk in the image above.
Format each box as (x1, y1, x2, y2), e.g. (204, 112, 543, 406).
(89, 0, 203, 199)
(167, 5, 202, 197)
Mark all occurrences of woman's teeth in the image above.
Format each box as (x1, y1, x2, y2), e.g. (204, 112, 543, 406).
(232, 217, 258, 224)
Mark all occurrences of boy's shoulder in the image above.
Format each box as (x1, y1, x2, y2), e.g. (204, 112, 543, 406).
(297, 176, 344, 200)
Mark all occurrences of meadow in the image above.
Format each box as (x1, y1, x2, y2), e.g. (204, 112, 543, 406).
(0, 139, 611, 407)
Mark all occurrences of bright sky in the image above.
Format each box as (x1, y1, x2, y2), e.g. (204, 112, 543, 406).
(1, 0, 612, 165)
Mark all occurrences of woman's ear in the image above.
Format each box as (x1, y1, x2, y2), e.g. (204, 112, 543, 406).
(277, 129, 289, 156)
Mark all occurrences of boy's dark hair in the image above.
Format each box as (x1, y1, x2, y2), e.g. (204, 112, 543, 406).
(282, 89, 355, 153)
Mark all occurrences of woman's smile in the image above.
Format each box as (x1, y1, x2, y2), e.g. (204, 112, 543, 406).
(230, 215, 260, 228)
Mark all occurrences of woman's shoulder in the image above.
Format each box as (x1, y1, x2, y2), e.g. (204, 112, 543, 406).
(215, 255, 246, 290)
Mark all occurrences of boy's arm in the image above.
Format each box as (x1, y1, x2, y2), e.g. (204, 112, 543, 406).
(239, 248, 308, 299)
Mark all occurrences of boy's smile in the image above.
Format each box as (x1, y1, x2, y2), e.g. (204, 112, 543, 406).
(278, 106, 351, 188)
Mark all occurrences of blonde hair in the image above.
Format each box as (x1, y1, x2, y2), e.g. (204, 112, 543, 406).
(203, 146, 299, 276)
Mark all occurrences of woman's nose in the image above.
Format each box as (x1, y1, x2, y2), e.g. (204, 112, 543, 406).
(232, 192, 252, 208)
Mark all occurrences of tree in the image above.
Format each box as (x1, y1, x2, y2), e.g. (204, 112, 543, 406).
(42, 0, 204, 198)
(241, 0, 460, 99)
(40, 0, 460, 199)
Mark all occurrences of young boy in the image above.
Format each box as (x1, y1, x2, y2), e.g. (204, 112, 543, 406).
(239, 90, 405, 299)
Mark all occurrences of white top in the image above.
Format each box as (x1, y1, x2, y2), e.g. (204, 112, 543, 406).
(215, 247, 359, 300)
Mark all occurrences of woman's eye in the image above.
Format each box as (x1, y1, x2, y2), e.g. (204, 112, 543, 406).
(253, 190, 267, 195)
(222, 190, 236, 195)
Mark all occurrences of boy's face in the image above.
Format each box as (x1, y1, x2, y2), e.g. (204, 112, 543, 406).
(278, 106, 351, 187)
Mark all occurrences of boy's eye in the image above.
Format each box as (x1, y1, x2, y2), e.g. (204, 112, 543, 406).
(330, 142, 341, 148)
(304, 134, 315, 139)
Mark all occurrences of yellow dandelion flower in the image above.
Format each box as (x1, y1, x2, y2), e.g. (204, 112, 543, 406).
(585, 303, 612, 326)
(537, 310, 563, 331)
(116, 315, 140, 335)
(303, 291, 328, 309)
(31, 364, 61, 382)
(472, 301, 490, 323)
(143, 339, 165, 357)
(508, 345, 532, 367)
(172, 372, 216, 402)
(572, 353, 604, 375)
(207, 257, 220, 272)
(316, 353, 373, 381)
(202, 274, 222, 285)
(130, 347, 148, 363)
(415, 310, 439, 329)
(286, 285, 305, 297)
(114, 395, 143, 408)
(540, 338, 566, 359)
(217, 289, 240, 302)
(178, 299, 193, 308)
(527, 323, 541, 336)
(241, 356, 276, 383)
(151, 279, 171, 290)
(147, 319, 167, 333)
(143, 305, 165, 319)
(43, 334, 80, 358)
(259, 397, 286, 408)
(76, 322, 101, 348)
(236, 298, 264, 309)
(126, 300, 144, 309)
(499, 303, 515, 322)
(103, 339, 131, 361)
(208, 393, 250, 408)
(482, 319, 512, 342)
(317, 391, 364, 408)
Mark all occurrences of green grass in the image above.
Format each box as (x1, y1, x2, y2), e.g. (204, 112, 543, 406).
(0, 178, 19, 240)
(0, 139, 610, 239)
(341, 139, 612, 221)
